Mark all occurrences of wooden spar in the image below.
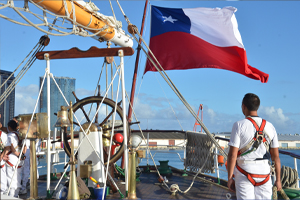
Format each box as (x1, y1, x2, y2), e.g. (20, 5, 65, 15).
(31, 0, 133, 47)
(35, 47, 134, 60)
(32, 0, 115, 40)
(127, 0, 149, 122)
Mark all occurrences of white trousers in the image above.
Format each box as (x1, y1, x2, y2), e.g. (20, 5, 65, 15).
(21, 155, 30, 190)
(1, 164, 7, 193)
(6, 165, 18, 197)
(234, 162, 272, 200)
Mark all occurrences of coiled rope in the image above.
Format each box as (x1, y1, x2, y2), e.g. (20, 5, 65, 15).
(281, 165, 299, 188)
(272, 165, 299, 200)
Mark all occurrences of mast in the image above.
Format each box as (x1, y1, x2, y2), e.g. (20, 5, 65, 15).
(127, 0, 149, 122)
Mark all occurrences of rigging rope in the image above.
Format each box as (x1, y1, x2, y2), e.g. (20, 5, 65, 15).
(0, 35, 48, 106)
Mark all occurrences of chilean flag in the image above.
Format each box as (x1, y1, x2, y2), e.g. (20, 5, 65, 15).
(144, 6, 269, 83)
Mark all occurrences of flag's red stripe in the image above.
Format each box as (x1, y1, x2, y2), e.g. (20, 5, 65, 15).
(145, 32, 268, 83)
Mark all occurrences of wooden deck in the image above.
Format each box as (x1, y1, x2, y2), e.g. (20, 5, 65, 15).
(19, 166, 236, 199)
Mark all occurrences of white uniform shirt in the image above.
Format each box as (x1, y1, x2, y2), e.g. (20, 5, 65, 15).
(229, 116, 279, 174)
(229, 116, 279, 161)
(0, 131, 8, 166)
(7, 131, 22, 166)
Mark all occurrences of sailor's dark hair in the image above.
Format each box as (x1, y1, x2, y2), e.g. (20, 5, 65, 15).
(242, 93, 260, 111)
(8, 120, 18, 131)
(13, 116, 20, 121)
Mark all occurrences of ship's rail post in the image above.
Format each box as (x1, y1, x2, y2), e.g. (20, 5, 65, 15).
(119, 49, 129, 197)
(294, 158, 299, 188)
(44, 53, 52, 199)
(214, 145, 220, 184)
(147, 133, 149, 165)
(50, 128, 59, 180)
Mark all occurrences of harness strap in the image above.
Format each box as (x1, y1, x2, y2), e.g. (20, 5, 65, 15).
(0, 164, 4, 168)
(236, 164, 270, 186)
(247, 117, 266, 135)
(238, 118, 268, 156)
(6, 160, 22, 168)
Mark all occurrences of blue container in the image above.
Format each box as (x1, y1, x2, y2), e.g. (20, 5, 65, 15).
(93, 187, 107, 200)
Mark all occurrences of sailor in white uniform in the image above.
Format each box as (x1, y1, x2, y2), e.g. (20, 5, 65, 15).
(227, 93, 282, 199)
(5, 120, 27, 197)
(0, 129, 9, 194)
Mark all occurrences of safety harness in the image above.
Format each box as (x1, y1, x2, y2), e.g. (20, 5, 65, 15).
(236, 117, 271, 186)
(236, 164, 270, 186)
(238, 117, 270, 157)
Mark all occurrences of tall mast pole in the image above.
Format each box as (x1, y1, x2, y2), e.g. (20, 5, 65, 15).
(127, 0, 149, 122)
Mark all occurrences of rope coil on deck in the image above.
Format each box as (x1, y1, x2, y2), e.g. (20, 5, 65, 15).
(281, 165, 299, 188)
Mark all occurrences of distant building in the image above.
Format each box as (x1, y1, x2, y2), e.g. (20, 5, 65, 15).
(39, 76, 75, 129)
(0, 70, 15, 126)
(131, 130, 186, 149)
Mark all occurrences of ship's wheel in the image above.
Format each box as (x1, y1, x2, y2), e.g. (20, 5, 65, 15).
(62, 93, 130, 165)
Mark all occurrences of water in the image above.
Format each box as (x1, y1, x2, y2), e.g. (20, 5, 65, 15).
(37, 149, 300, 181)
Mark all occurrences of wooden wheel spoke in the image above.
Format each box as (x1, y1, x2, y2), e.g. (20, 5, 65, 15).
(79, 105, 91, 122)
(99, 100, 122, 126)
(103, 147, 109, 160)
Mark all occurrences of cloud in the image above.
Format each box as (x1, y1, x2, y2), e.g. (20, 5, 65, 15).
(259, 106, 297, 134)
(259, 106, 289, 124)
(75, 88, 94, 98)
(12, 85, 300, 135)
(15, 84, 39, 115)
(130, 93, 300, 134)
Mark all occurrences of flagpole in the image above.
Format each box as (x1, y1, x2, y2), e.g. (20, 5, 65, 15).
(127, 0, 149, 122)
(122, 0, 149, 170)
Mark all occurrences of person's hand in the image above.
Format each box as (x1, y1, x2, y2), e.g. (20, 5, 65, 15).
(275, 179, 282, 191)
(227, 177, 235, 192)
(20, 153, 26, 160)
(2, 154, 8, 161)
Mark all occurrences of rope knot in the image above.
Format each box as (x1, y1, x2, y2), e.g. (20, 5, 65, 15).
(170, 184, 179, 195)
(127, 24, 138, 34)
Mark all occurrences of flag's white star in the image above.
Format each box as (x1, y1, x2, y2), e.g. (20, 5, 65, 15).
(162, 16, 178, 23)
